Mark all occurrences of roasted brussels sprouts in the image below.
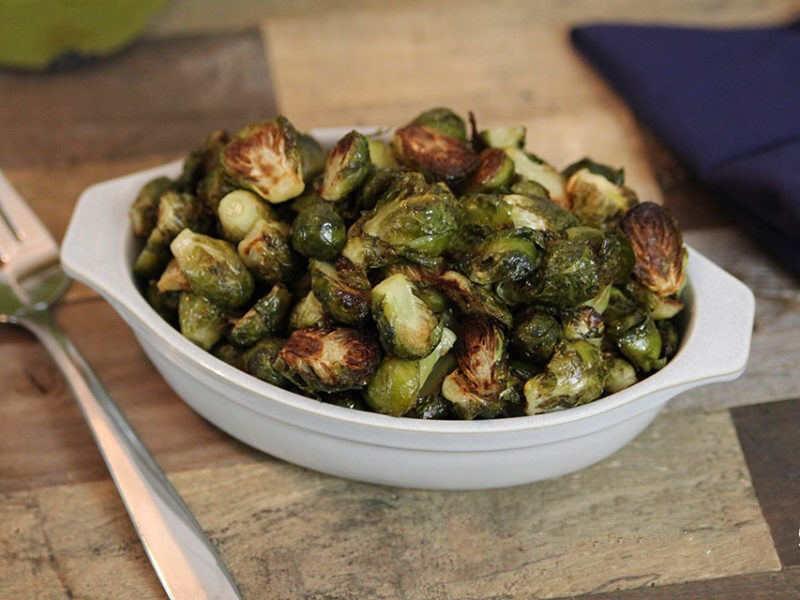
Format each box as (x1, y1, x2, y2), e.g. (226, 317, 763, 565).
(604, 357, 637, 394)
(242, 337, 289, 387)
(129, 176, 173, 238)
(566, 168, 638, 230)
(529, 239, 600, 308)
(320, 131, 371, 201)
(221, 116, 305, 204)
(524, 340, 607, 414)
(412, 107, 468, 141)
(178, 292, 229, 350)
(504, 148, 567, 208)
(479, 126, 526, 149)
(237, 219, 298, 286)
(467, 228, 542, 285)
(291, 201, 347, 260)
(310, 259, 371, 326)
(367, 138, 397, 168)
(288, 291, 333, 331)
(616, 316, 665, 373)
(171, 229, 254, 309)
(562, 157, 625, 187)
(228, 283, 291, 347)
(620, 202, 685, 297)
(298, 132, 326, 183)
(459, 193, 513, 234)
(364, 327, 456, 416)
(562, 306, 605, 345)
(434, 270, 513, 328)
(393, 123, 478, 183)
(504, 194, 578, 232)
(371, 273, 443, 359)
(465, 148, 515, 192)
(276, 328, 381, 393)
(217, 190, 276, 243)
(511, 310, 561, 363)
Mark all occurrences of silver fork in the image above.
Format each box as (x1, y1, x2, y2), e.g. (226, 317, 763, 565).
(0, 170, 242, 600)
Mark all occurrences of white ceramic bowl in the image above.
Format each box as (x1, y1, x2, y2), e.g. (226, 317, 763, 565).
(61, 127, 755, 490)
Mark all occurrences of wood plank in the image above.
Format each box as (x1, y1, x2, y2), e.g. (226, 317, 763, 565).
(732, 399, 800, 567)
(0, 408, 780, 599)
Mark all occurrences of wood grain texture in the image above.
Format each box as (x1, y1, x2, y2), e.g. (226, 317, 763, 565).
(0, 409, 779, 599)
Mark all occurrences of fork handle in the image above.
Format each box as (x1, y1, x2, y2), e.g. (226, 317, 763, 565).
(20, 310, 242, 600)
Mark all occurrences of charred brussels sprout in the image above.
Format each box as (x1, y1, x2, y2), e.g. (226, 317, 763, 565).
(367, 138, 397, 168)
(310, 259, 372, 326)
(276, 328, 381, 393)
(228, 283, 291, 347)
(170, 229, 254, 309)
(504, 194, 578, 232)
(465, 148, 514, 192)
(512, 310, 561, 363)
(524, 340, 607, 414)
(562, 157, 625, 186)
(620, 202, 685, 296)
(242, 337, 288, 387)
(566, 168, 638, 230)
(604, 357, 637, 394)
(530, 239, 600, 308)
(479, 126, 526, 149)
(562, 306, 605, 345)
(298, 132, 326, 183)
(365, 327, 456, 416)
(291, 201, 347, 260)
(468, 228, 542, 285)
(371, 273, 442, 359)
(393, 123, 478, 183)
(434, 270, 513, 328)
(616, 316, 665, 373)
(412, 107, 467, 141)
(129, 176, 173, 238)
(237, 219, 297, 286)
(221, 116, 305, 204)
(320, 131, 371, 201)
(288, 291, 333, 331)
(217, 190, 276, 243)
(504, 148, 567, 208)
(178, 292, 229, 350)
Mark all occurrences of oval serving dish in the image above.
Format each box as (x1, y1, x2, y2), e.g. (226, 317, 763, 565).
(61, 126, 755, 489)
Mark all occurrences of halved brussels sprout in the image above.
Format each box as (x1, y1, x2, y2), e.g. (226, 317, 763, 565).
(178, 292, 229, 350)
(561, 306, 605, 345)
(504, 148, 567, 208)
(367, 138, 398, 168)
(511, 310, 561, 363)
(529, 239, 600, 308)
(371, 273, 443, 359)
(616, 316, 665, 373)
(364, 327, 456, 416)
(467, 227, 542, 285)
(276, 328, 381, 393)
(237, 219, 297, 286)
(217, 190, 276, 243)
(604, 357, 637, 394)
(453, 316, 507, 397)
(291, 201, 347, 260)
(171, 229, 254, 309)
(620, 202, 685, 296)
(393, 123, 478, 183)
(309, 259, 372, 327)
(411, 107, 467, 141)
(221, 116, 305, 204)
(566, 168, 638, 230)
(562, 157, 625, 186)
(504, 194, 578, 232)
(242, 337, 289, 387)
(228, 283, 291, 347)
(288, 291, 334, 332)
(298, 132, 326, 183)
(129, 176, 173, 238)
(320, 131, 371, 201)
(464, 148, 514, 192)
(434, 270, 513, 328)
(479, 126, 526, 149)
(524, 340, 607, 414)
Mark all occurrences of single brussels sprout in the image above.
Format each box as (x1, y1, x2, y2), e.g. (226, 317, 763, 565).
(228, 283, 291, 347)
(616, 316, 665, 373)
(144, 280, 179, 325)
(524, 340, 607, 414)
(562, 157, 625, 186)
(467, 227, 543, 285)
(479, 126, 526, 149)
(566, 168, 638, 230)
(360, 185, 459, 262)
(411, 107, 467, 141)
(603, 287, 647, 336)
(393, 123, 478, 183)
(371, 273, 443, 359)
(459, 193, 513, 234)
(212, 342, 245, 370)
(408, 395, 452, 419)
(178, 292, 229, 350)
(298, 132, 326, 182)
(464, 148, 515, 192)
(243, 337, 289, 387)
(217, 190, 277, 243)
(511, 310, 561, 363)
(562, 306, 605, 345)
(237, 219, 298, 286)
(309, 259, 372, 326)
(156, 259, 190, 293)
(604, 357, 637, 394)
(179, 129, 230, 191)
(434, 270, 513, 328)
(530, 239, 600, 308)
(364, 327, 456, 416)
(504, 148, 568, 208)
(658, 319, 680, 359)
(441, 370, 502, 420)
(129, 176, 174, 238)
(171, 229, 254, 309)
(288, 291, 334, 331)
(504, 194, 579, 232)
(276, 328, 381, 393)
(291, 201, 347, 260)
(510, 178, 550, 200)
(355, 167, 428, 212)
(320, 131, 371, 201)
(620, 202, 685, 296)
(196, 166, 232, 215)
(367, 138, 398, 168)
(221, 116, 305, 204)
(625, 281, 684, 319)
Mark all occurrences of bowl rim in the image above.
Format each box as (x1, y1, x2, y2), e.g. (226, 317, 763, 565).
(61, 145, 755, 437)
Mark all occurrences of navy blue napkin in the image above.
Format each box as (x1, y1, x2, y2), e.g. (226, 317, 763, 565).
(571, 21, 800, 276)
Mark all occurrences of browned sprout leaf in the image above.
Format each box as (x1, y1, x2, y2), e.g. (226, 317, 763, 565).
(392, 123, 478, 183)
(620, 202, 685, 296)
(454, 315, 507, 398)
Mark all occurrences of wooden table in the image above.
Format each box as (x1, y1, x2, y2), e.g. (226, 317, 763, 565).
(2, 1, 799, 598)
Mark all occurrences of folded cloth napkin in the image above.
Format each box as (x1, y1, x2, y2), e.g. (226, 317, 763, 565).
(571, 20, 800, 276)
